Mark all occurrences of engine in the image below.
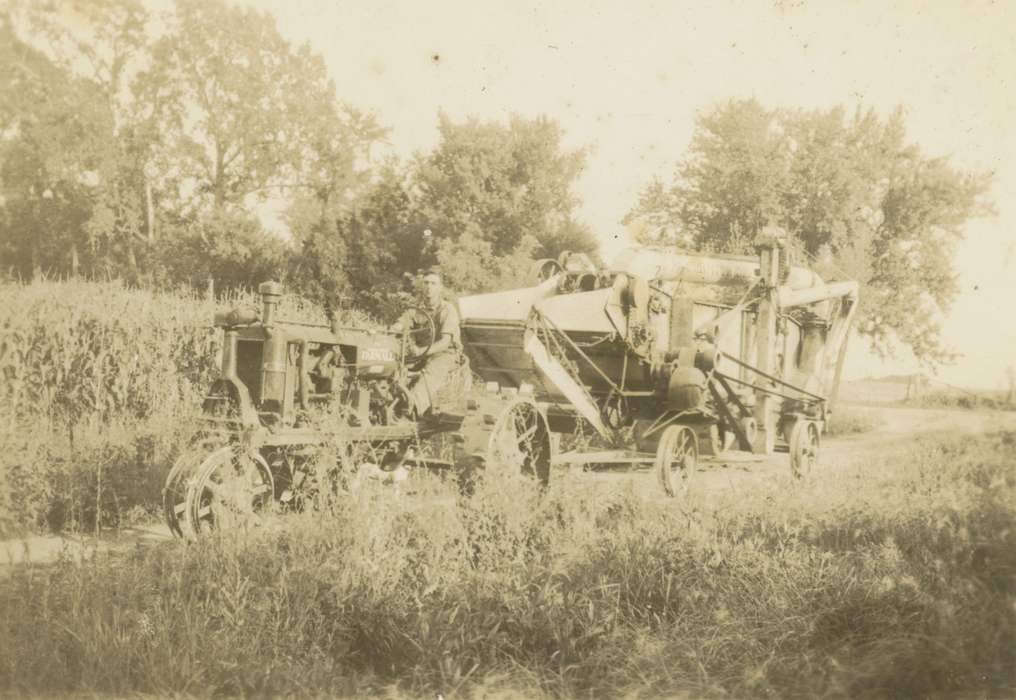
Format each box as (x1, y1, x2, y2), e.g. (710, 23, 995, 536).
(210, 283, 417, 432)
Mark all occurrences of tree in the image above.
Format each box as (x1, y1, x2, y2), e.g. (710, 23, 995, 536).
(416, 113, 598, 260)
(284, 104, 388, 303)
(434, 231, 540, 295)
(1, 0, 387, 293)
(288, 160, 425, 320)
(141, 0, 338, 216)
(152, 209, 289, 292)
(2, 0, 154, 280)
(0, 15, 100, 279)
(625, 99, 993, 363)
(135, 0, 388, 294)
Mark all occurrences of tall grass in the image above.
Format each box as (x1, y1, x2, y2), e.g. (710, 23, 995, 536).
(3, 430, 1014, 698)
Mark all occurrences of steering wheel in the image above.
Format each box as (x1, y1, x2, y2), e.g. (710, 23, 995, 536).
(400, 306, 436, 368)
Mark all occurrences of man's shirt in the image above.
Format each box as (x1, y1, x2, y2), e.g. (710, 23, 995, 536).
(403, 298, 461, 355)
(430, 299, 461, 355)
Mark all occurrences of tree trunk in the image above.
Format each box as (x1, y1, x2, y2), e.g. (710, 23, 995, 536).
(145, 178, 155, 243)
(213, 141, 227, 210)
(70, 242, 80, 278)
(30, 236, 40, 281)
(126, 238, 138, 281)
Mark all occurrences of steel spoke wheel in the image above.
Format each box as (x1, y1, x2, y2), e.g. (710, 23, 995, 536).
(788, 420, 820, 479)
(186, 446, 274, 537)
(656, 424, 698, 498)
(163, 440, 220, 539)
(487, 398, 552, 484)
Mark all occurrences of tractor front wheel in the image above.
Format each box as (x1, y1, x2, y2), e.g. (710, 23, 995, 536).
(163, 439, 221, 539)
(185, 446, 274, 538)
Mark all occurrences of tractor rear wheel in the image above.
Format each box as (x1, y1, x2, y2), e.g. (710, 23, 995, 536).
(456, 397, 553, 487)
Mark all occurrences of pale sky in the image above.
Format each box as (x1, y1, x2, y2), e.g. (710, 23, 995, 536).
(245, 0, 1016, 390)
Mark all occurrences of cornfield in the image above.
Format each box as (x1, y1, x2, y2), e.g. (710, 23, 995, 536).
(0, 279, 360, 532)
(0, 280, 344, 429)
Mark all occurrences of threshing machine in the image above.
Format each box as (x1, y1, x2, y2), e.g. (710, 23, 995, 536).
(457, 228, 858, 495)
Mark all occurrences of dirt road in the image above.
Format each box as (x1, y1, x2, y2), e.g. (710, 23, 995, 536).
(5, 403, 1015, 571)
(584, 404, 1016, 501)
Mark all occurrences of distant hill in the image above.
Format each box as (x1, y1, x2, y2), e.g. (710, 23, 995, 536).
(841, 374, 1013, 409)
(857, 374, 914, 385)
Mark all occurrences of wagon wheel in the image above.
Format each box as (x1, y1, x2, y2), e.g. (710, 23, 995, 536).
(788, 420, 820, 479)
(163, 441, 219, 539)
(487, 398, 553, 484)
(656, 424, 698, 498)
(186, 446, 274, 537)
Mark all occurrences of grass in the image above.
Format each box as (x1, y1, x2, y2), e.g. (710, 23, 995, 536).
(2, 429, 1015, 698)
(824, 404, 884, 437)
(904, 388, 1016, 412)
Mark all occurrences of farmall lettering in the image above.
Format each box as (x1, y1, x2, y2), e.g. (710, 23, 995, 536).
(360, 345, 397, 366)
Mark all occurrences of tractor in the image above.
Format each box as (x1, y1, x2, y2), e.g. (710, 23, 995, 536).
(163, 282, 551, 539)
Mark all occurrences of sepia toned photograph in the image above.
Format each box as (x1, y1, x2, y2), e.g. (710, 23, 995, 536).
(1, 0, 1014, 696)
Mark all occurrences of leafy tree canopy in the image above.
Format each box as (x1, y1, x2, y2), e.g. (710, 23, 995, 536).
(152, 209, 289, 293)
(141, 0, 339, 215)
(289, 113, 599, 311)
(0, 14, 103, 279)
(138, 0, 385, 293)
(417, 112, 598, 261)
(287, 160, 422, 320)
(625, 99, 993, 364)
(2, 0, 383, 294)
(3, 6, 596, 303)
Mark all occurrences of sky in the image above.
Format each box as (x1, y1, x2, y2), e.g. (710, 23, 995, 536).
(243, 0, 1016, 390)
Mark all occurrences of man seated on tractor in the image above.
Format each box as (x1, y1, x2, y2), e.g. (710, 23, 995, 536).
(393, 266, 462, 419)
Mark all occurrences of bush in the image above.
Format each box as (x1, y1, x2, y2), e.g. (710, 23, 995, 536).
(905, 389, 1014, 412)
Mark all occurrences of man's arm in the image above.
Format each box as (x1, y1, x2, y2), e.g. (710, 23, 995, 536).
(424, 302, 460, 357)
(425, 334, 453, 357)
